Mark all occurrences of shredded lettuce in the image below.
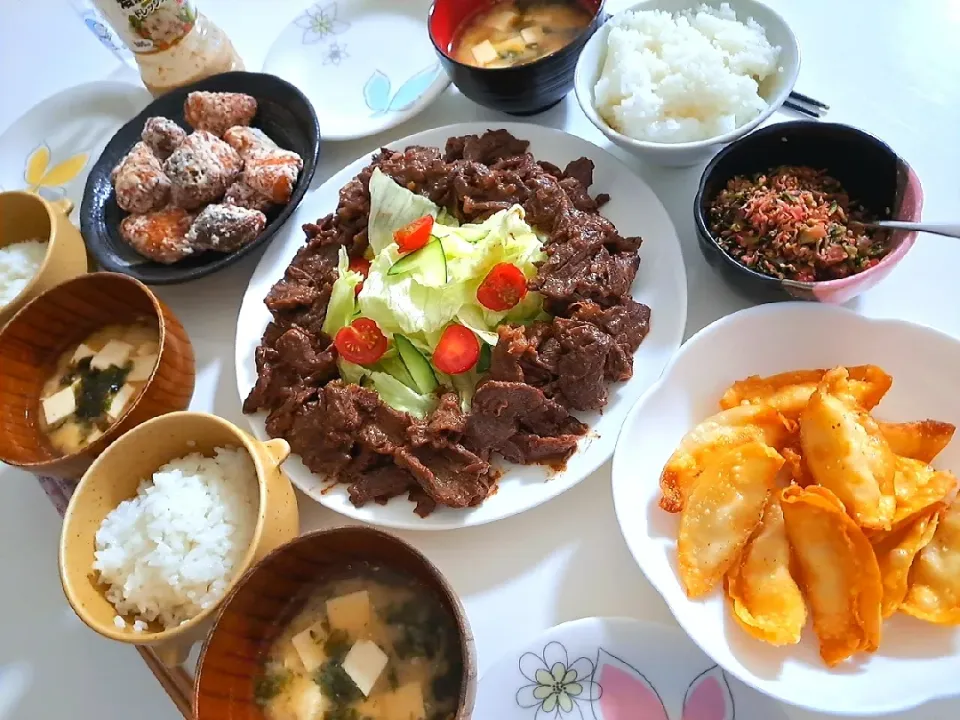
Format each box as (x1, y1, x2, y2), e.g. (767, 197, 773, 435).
(322, 248, 363, 337)
(367, 168, 440, 254)
(336, 172, 548, 414)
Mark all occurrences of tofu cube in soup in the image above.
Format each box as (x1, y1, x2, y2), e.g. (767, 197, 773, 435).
(71, 343, 95, 363)
(290, 620, 328, 672)
(471, 40, 499, 66)
(285, 675, 328, 720)
(90, 339, 133, 371)
(42, 383, 78, 426)
(384, 682, 426, 720)
(326, 590, 373, 636)
(107, 383, 136, 420)
(342, 640, 389, 697)
(127, 353, 158, 382)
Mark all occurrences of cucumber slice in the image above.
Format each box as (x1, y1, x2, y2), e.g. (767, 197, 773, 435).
(378, 354, 418, 392)
(387, 238, 447, 285)
(476, 342, 492, 374)
(395, 335, 439, 394)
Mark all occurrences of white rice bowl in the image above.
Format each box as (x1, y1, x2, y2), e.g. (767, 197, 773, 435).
(594, 3, 781, 143)
(0, 239, 48, 308)
(93, 446, 259, 629)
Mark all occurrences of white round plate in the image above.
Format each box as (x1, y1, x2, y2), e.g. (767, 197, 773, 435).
(237, 121, 687, 530)
(611, 303, 960, 715)
(262, 0, 450, 141)
(476, 617, 788, 720)
(0, 81, 150, 223)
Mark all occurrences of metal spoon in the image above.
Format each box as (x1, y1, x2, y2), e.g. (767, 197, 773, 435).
(856, 220, 960, 240)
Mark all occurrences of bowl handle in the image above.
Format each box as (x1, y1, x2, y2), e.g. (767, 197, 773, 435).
(263, 438, 290, 467)
(153, 635, 193, 667)
(50, 198, 74, 215)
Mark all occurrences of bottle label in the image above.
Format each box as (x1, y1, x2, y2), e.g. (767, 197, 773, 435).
(93, 0, 197, 53)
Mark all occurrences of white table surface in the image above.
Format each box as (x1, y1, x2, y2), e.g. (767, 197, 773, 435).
(2, 1, 959, 719)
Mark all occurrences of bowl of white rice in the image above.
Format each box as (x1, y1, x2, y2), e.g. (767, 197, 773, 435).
(0, 191, 88, 326)
(574, 0, 799, 167)
(59, 411, 299, 663)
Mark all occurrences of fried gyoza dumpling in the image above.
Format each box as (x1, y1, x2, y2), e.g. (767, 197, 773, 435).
(891, 457, 957, 528)
(719, 365, 892, 420)
(902, 496, 960, 624)
(677, 442, 783, 598)
(800, 367, 897, 530)
(872, 508, 940, 618)
(781, 485, 882, 666)
(660, 404, 792, 513)
(725, 493, 807, 645)
(879, 420, 956, 464)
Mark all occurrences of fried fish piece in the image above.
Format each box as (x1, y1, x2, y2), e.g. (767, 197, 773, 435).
(660, 404, 792, 513)
(879, 420, 956, 464)
(890, 457, 957, 528)
(719, 365, 892, 419)
(902, 496, 960, 624)
(872, 508, 940, 618)
(800, 367, 897, 530)
(677, 441, 783, 598)
(725, 493, 807, 645)
(781, 485, 882, 666)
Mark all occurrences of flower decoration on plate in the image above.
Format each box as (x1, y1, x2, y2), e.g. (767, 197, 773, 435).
(23, 143, 88, 202)
(322, 41, 349, 66)
(364, 64, 443, 116)
(517, 641, 600, 717)
(295, 1, 350, 44)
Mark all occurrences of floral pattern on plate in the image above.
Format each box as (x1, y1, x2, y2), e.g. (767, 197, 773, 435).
(295, 1, 350, 44)
(476, 618, 785, 720)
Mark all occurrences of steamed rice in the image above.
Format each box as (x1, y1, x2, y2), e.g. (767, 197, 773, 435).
(594, 3, 781, 143)
(0, 239, 47, 308)
(93, 446, 258, 629)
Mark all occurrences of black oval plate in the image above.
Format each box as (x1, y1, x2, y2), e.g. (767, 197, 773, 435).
(80, 71, 320, 285)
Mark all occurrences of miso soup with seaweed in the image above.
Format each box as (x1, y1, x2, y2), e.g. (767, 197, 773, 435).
(255, 564, 463, 720)
(38, 320, 160, 454)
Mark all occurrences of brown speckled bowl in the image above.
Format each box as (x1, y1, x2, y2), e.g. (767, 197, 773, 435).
(0, 272, 195, 479)
(194, 527, 477, 720)
(59, 412, 299, 665)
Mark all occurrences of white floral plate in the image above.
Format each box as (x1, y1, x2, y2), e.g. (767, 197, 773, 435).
(476, 617, 788, 720)
(0, 81, 150, 222)
(611, 303, 960, 715)
(235, 121, 687, 530)
(262, 0, 450, 141)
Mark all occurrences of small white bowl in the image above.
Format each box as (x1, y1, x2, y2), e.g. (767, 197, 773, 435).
(574, 0, 800, 167)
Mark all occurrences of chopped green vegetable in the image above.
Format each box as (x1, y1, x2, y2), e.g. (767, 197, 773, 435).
(253, 670, 290, 704)
(387, 238, 448, 286)
(322, 248, 364, 337)
(314, 659, 361, 704)
(70, 357, 130, 421)
(324, 628, 351, 661)
(395, 335, 438, 394)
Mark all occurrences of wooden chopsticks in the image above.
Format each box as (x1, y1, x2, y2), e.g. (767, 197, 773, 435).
(784, 91, 830, 119)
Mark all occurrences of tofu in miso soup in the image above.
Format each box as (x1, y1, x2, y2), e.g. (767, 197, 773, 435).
(254, 565, 463, 720)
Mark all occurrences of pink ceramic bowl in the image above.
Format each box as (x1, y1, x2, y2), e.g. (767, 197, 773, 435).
(694, 121, 922, 304)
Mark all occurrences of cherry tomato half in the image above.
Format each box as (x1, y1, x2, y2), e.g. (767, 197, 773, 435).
(476, 262, 528, 311)
(432, 324, 480, 375)
(394, 215, 434, 254)
(348, 256, 370, 296)
(334, 317, 387, 366)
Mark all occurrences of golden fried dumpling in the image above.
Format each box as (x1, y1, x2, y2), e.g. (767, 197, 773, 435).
(719, 365, 892, 420)
(660, 404, 792, 513)
(799, 367, 896, 530)
(781, 485, 882, 666)
(890, 457, 957, 528)
(872, 509, 940, 618)
(879, 420, 956, 464)
(902, 496, 960, 624)
(725, 493, 807, 645)
(677, 441, 783, 598)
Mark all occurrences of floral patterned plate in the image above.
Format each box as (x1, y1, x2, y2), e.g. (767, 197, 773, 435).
(476, 618, 788, 720)
(0, 81, 150, 222)
(262, 0, 449, 141)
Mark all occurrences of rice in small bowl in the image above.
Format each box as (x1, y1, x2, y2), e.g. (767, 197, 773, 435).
(59, 411, 299, 663)
(574, 0, 800, 167)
